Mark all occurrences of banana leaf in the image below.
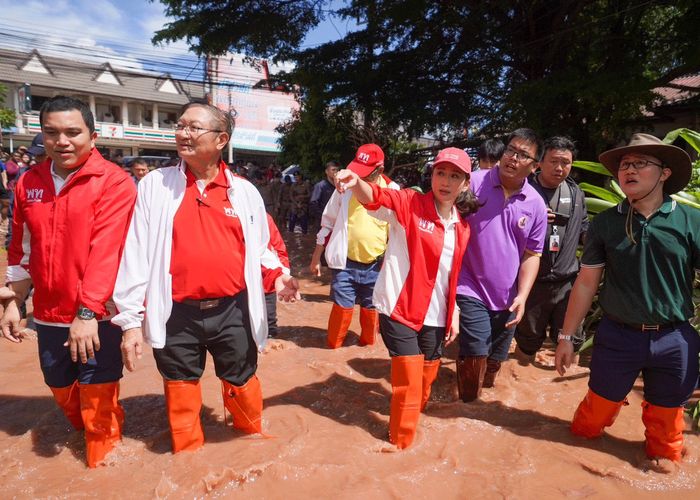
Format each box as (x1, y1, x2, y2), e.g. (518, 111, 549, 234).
(579, 182, 623, 204)
(584, 197, 615, 214)
(578, 335, 594, 353)
(573, 160, 611, 177)
(663, 128, 700, 154)
(672, 193, 700, 210)
(608, 179, 625, 199)
(675, 190, 700, 203)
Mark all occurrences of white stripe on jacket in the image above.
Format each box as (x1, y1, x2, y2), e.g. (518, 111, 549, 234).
(315, 179, 399, 270)
(112, 161, 283, 350)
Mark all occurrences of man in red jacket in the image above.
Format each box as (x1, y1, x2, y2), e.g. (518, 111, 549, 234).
(0, 96, 136, 468)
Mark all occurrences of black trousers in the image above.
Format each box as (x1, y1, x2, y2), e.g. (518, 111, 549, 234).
(515, 276, 584, 355)
(379, 314, 444, 360)
(265, 292, 278, 337)
(153, 291, 257, 386)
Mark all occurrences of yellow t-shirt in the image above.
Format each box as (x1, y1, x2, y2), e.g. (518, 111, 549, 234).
(346, 176, 389, 263)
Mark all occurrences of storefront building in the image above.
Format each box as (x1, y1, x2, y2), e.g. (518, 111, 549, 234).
(0, 48, 204, 160)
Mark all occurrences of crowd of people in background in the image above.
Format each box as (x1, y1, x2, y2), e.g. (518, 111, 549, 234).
(0, 135, 518, 243)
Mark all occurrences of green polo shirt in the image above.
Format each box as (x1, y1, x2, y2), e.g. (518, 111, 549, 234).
(581, 196, 700, 324)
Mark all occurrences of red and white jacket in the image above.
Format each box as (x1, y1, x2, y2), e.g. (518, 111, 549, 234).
(316, 175, 399, 269)
(265, 213, 290, 293)
(364, 184, 471, 331)
(112, 162, 285, 349)
(6, 149, 137, 324)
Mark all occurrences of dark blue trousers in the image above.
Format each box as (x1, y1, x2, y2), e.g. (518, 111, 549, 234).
(37, 322, 123, 387)
(589, 317, 700, 407)
(457, 295, 516, 361)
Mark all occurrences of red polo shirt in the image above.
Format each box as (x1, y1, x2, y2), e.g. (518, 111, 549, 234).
(171, 167, 247, 301)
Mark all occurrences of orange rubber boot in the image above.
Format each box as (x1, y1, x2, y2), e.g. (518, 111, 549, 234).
(421, 359, 441, 411)
(571, 389, 624, 438)
(327, 303, 354, 349)
(359, 307, 378, 346)
(642, 401, 685, 462)
(164, 380, 205, 453)
(49, 381, 84, 430)
(388, 355, 424, 449)
(79, 382, 124, 468)
(221, 375, 263, 434)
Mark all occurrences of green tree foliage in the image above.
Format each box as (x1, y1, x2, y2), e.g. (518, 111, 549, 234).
(0, 83, 16, 129)
(276, 85, 356, 174)
(154, 0, 700, 160)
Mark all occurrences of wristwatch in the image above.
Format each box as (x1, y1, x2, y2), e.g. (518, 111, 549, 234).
(76, 305, 96, 321)
(557, 333, 573, 342)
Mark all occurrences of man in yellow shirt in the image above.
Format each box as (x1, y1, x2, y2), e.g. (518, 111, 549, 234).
(310, 144, 396, 348)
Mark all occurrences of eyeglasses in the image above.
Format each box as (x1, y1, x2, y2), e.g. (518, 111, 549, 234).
(618, 159, 663, 171)
(503, 145, 536, 163)
(361, 166, 381, 181)
(174, 123, 223, 135)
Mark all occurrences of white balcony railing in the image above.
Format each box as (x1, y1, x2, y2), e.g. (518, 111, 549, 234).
(21, 114, 176, 144)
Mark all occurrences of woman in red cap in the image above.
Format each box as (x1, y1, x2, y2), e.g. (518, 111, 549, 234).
(335, 147, 479, 449)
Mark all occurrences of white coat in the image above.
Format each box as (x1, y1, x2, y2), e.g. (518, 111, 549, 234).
(112, 161, 283, 350)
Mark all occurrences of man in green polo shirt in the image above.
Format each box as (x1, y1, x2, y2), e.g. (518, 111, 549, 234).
(555, 133, 700, 470)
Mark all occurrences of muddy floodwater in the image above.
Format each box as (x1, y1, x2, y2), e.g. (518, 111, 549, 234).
(0, 234, 698, 498)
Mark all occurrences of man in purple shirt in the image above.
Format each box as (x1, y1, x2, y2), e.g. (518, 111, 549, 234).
(456, 128, 548, 402)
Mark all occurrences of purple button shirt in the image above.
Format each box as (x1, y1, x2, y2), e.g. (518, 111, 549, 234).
(457, 167, 547, 310)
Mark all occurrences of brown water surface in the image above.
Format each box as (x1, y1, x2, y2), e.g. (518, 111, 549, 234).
(0, 235, 698, 498)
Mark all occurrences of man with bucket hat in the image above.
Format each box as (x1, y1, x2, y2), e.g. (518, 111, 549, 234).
(555, 133, 700, 468)
(309, 144, 398, 348)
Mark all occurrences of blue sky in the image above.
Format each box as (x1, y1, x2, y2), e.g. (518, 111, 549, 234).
(0, 0, 355, 78)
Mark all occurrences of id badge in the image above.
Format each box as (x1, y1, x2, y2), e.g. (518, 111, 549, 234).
(549, 234, 560, 252)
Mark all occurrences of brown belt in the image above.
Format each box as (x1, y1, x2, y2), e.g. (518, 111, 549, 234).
(179, 297, 226, 310)
(606, 315, 683, 332)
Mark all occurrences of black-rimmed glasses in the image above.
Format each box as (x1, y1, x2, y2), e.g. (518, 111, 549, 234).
(618, 159, 663, 171)
(502, 145, 536, 163)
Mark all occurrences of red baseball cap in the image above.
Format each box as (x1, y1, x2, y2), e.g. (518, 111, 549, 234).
(432, 147, 472, 175)
(347, 143, 384, 177)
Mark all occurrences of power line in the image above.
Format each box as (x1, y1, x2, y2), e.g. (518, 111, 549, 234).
(0, 20, 194, 58)
(0, 30, 197, 66)
(0, 23, 200, 78)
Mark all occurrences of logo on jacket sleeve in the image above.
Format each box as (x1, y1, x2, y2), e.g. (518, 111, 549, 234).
(418, 218, 435, 233)
(26, 188, 44, 202)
